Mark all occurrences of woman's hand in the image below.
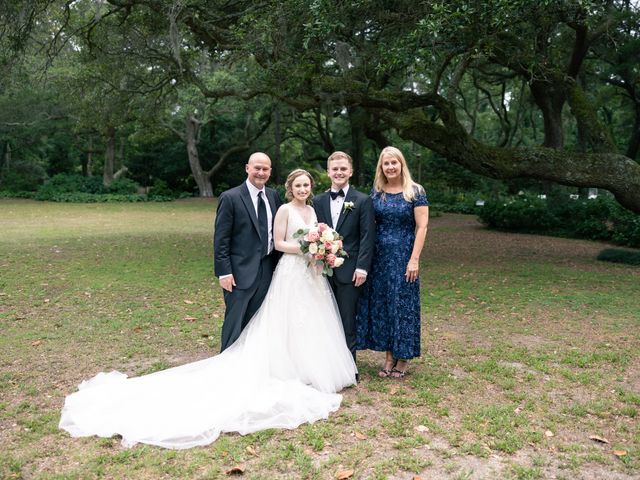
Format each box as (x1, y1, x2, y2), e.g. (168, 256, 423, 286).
(405, 258, 419, 282)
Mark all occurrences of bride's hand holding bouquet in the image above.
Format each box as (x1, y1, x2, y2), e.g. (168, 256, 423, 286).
(293, 223, 348, 276)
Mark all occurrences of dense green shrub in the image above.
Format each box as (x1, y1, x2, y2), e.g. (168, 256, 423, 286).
(106, 177, 138, 194)
(0, 173, 177, 203)
(425, 189, 483, 214)
(0, 190, 36, 199)
(34, 174, 101, 199)
(148, 178, 174, 198)
(0, 160, 48, 191)
(478, 195, 640, 248)
(597, 248, 640, 265)
(47, 192, 173, 203)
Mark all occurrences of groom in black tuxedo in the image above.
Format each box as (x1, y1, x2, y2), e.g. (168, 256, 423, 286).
(314, 151, 375, 371)
(214, 152, 282, 351)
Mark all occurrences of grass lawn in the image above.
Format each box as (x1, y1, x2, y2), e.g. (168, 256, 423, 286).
(0, 198, 638, 479)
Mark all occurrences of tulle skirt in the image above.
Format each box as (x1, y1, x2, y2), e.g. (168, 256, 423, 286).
(59, 253, 356, 449)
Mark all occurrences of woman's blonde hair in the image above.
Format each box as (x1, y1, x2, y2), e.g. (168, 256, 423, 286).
(373, 146, 420, 201)
(285, 169, 315, 204)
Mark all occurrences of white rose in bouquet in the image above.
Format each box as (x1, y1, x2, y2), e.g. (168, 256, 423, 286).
(320, 229, 334, 242)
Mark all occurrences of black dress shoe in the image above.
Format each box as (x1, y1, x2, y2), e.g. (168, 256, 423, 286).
(355, 373, 360, 383)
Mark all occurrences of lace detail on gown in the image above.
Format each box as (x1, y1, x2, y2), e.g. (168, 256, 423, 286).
(59, 203, 356, 449)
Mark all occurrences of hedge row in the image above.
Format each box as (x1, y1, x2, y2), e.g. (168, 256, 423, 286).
(478, 195, 640, 248)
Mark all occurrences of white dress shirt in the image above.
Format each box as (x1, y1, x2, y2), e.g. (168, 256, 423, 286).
(330, 184, 349, 228)
(246, 180, 274, 254)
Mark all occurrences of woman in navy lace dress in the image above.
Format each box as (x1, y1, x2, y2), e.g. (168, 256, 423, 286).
(356, 146, 429, 378)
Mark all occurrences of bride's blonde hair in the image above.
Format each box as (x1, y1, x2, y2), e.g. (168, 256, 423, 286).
(373, 146, 421, 202)
(285, 169, 315, 204)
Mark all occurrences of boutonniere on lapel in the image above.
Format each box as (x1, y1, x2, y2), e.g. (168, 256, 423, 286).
(343, 201, 355, 213)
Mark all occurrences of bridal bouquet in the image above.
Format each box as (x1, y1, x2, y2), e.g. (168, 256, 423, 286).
(293, 223, 348, 277)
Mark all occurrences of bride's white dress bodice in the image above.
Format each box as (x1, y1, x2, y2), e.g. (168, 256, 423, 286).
(59, 202, 356, 449)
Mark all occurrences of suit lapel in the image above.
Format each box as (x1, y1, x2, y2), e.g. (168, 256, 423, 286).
(335, 187, 355, 232)
(266, 189, 278, 226)
(240, 183, 261, 237)
(319, 193, 332, 227)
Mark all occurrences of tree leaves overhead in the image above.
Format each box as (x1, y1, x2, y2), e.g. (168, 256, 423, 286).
(2, 0, 640, 211)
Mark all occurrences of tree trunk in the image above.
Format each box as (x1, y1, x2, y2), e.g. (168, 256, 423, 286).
(117, 136, 126, 171)
(530, 81, 565, 149)
(185, 113, 213, 197)
(103, 126, 116, 187)
(626, 102, 640, 161)
(3, 142, 10, 171)
(567, 81, 616, 153)
(82, 137, 93, 177)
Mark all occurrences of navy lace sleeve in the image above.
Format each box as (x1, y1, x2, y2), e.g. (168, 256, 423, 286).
(413, 184, 429, 207)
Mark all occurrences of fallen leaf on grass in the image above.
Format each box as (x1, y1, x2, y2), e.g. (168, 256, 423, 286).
(224, 465, 245, 475)
(183, 300, 194, 304)
(544, 430, 554, 437)
(389, 385, 398, 395)
(415, 425, 429, 433)
(589, 435, 609, 444)
(184, 316, 197, 322)
(354, 431, 367, 440)
(335, 469, 354, 479)
(612, 450, 627, 457)
(31, 340, 42, 347)
(245, 446, 256, 455)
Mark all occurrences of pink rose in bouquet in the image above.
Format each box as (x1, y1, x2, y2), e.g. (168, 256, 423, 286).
(305, 230, 320, 242)
(293, 223, 348, 277)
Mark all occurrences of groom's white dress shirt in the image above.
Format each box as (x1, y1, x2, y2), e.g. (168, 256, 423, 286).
(329, 184, 366, 278)
(329, 185, 348, 229)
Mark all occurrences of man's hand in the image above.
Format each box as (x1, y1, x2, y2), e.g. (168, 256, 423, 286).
(352, 271, 367, 287)
(219, 275, 236, 292)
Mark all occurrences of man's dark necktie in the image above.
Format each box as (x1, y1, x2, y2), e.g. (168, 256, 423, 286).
(330, 189, 345, 200)
(257, 191, 268, 256)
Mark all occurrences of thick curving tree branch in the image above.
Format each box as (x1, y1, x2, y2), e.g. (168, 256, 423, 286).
(295, 78, 640, 213)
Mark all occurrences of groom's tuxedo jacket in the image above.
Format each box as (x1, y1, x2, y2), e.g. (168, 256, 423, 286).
(214, 183, 282, 290)
(314, 187, 375, 284)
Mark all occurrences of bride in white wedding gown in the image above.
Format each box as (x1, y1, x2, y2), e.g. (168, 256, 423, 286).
(59, 170, 356, 449)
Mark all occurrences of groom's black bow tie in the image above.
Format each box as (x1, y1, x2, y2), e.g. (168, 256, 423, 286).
(330, 189, 345, 200)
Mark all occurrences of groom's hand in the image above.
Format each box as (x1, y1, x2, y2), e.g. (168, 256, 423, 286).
(353, 271, 367, 287)
(219, 275, 236, 292)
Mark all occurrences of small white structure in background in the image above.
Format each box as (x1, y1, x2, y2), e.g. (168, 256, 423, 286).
(588, 188, 598, 200)
(569, 194, 580, 200)
(537, 194, 547, 200)
(475, 199, 485, 206)
(518, 190, 525, 195)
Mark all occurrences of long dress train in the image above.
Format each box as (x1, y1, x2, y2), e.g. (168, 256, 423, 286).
(59, 204, 356, 449)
